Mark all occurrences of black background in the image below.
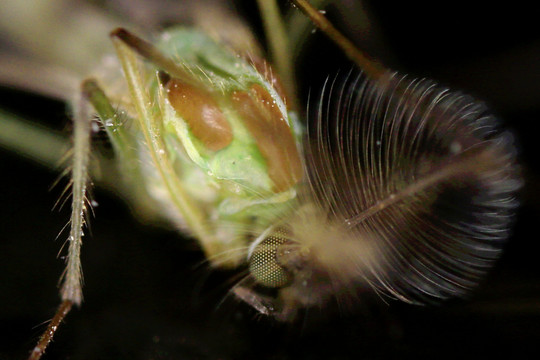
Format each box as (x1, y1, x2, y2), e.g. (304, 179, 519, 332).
(1, 1, 539, 359)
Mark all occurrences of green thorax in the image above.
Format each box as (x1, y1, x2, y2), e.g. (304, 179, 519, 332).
(149, 27, 303, 227)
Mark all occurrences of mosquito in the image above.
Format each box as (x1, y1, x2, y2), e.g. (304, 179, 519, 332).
(0, 0, 521, 359)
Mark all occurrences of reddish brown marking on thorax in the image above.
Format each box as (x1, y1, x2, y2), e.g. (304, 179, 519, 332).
(167, 79, 233, 151)
(249, 56, 290, 109)
(231, 84, 303, 193)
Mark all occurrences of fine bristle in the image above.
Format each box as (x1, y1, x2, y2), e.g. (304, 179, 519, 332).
(300, 69, 521, 304)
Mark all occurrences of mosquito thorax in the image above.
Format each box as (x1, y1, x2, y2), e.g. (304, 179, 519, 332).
(156, 27, 302, 198)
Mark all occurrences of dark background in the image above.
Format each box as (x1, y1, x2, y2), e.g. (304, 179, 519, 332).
(1, 1, 539, 359)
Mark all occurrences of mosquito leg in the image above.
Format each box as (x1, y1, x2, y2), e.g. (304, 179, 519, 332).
(233, 286, 279, 316)
(59, 80, 93, 305)
(110, 29, 226, 262)
(81, 78, 137, 162)
(291, 0, 387, 80)
(0, 109, 68, 168)
(27, 300, 73, 360)
(256, 0, 296, 100)
(27, 80, 94, 360)
(232, 286, 298, 321)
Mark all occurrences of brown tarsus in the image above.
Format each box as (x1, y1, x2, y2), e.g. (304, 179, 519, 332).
(27, 300, 73, 360)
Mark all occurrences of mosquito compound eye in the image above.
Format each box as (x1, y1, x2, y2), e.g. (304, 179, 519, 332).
(249, 232, 292, 288)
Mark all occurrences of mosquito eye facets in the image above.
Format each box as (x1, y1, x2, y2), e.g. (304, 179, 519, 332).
(249, 232, 292, 288)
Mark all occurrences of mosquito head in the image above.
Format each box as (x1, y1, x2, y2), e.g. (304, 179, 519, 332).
(234, 209, 364, 320)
